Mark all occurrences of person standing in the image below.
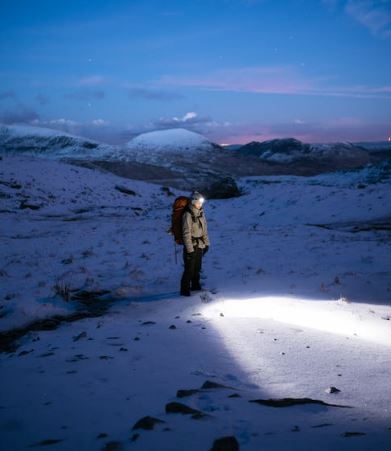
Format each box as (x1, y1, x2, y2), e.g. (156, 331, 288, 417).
(180, 191, 210, 296)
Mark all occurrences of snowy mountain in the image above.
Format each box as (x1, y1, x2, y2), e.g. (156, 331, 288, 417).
(356, 140, 391, 151)
(1, 123, 390, 200)
(0, 124, 242, 198)
(122, 128, 222, 165)
(237, 138, 372, 164)
(0, 123, 117, 160)
(113, 127, 241, 198)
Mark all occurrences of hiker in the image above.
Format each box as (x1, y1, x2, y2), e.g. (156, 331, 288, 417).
(179, 191, 210, 296)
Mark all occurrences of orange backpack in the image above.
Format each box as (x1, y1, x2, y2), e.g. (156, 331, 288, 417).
(170, 196, 191, 245)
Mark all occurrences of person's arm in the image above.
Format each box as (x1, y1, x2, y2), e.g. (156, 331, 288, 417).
(182, 212, 194, 253)
(202, 215, 210, 247)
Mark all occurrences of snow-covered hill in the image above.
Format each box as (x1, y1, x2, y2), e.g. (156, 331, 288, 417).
(122, 128, 222, 165)
(0, 123, 117, 160)
(237, 138, 373, 164)
(356, 140, 391, 151)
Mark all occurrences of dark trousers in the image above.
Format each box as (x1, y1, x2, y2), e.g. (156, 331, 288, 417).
(180, 246, 203, 292)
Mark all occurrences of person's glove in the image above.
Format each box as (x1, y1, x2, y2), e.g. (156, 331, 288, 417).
(203, 245, 209, 255)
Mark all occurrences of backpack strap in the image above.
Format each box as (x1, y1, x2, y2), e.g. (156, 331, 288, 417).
(185, 204, 198, 223)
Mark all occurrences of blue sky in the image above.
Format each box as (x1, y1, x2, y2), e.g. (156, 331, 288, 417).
(0, 0, 390, 144)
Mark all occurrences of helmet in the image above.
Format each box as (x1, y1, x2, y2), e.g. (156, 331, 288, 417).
(191, 191, 205, 205)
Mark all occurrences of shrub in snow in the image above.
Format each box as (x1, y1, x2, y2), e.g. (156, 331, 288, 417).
(52, 279, 71, 301)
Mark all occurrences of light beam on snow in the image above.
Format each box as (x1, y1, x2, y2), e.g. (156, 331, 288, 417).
(202, 296, 391, 347)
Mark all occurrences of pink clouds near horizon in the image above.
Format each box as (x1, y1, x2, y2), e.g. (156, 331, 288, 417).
(205, 117, 391, 145)
(154, 65, 391, 99)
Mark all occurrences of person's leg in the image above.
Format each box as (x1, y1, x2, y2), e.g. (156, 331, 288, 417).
(191, 247, 203, 290)
(180, 248, 195, 295)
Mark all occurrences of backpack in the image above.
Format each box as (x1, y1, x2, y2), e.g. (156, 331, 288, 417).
(170, 196, 191, 245)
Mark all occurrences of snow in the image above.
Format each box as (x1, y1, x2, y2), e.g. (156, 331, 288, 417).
(258, 141, 367, 162)
(355, 141, 391, 151)
(0, 123, 117, 160)
(122, 128, 219, 165)
(1, 153, 391, 450)
(127, 128, 214, 151)
(0, 123, 78, 139)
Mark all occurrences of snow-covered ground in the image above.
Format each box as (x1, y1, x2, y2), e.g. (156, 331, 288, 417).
(1, 154, 391, 450)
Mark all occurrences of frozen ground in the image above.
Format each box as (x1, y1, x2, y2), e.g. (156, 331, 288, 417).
(0, 154, 390, 450)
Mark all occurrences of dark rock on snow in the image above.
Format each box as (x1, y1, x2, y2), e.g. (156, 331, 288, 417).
(342, 431, 366, 437)
(114, 185, 137, 196)
(165, 402, 200, 415)
(249, 397, 351, 408)
(131, 415, 165, 431)
(325, 386, 341, 394)
(177, 389, 200, 398)
(201, 380, 231, 390)
(209, 436, 240, 451)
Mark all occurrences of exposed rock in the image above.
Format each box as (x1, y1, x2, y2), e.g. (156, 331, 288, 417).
(0, 311, 108, 354)
(28, 438, 64, 447)
(102, 441, 123, 450)
(165, 402, 202, 415)
(249, 397, 351, 408)
(176, 389, 200, 398)
(209, 436, 239, 451)
(0, 179, 22, 189)
(0, 123, 113, 159)
(39, 351, 55, 357)
(342, 431, 366, 437)
(130, 433, 139, 442)
(311, 423, 333, 428)
(19, 200, 41, 210)
(201, 380, 231, 390)
(203, 176, 242, 199)
(239, 138, 308, 158)
(131, 415, 165, 430)
(325, 386, 341, 394)
(72, 331, 87, 342)
(114, 185, 137, 196)
(97, 433, 108, 439)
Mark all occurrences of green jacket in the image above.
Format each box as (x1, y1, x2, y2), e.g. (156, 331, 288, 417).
(182, 204, 210, 253)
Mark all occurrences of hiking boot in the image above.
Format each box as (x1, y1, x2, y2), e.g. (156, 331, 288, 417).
(180, 289, 191, 297)
(191, 284, 202, 291)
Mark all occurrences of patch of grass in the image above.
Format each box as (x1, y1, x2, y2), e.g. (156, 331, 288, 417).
(52, 279, 71, 301)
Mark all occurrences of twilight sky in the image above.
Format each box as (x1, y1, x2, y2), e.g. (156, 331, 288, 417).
(0, 0, 390, 144)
